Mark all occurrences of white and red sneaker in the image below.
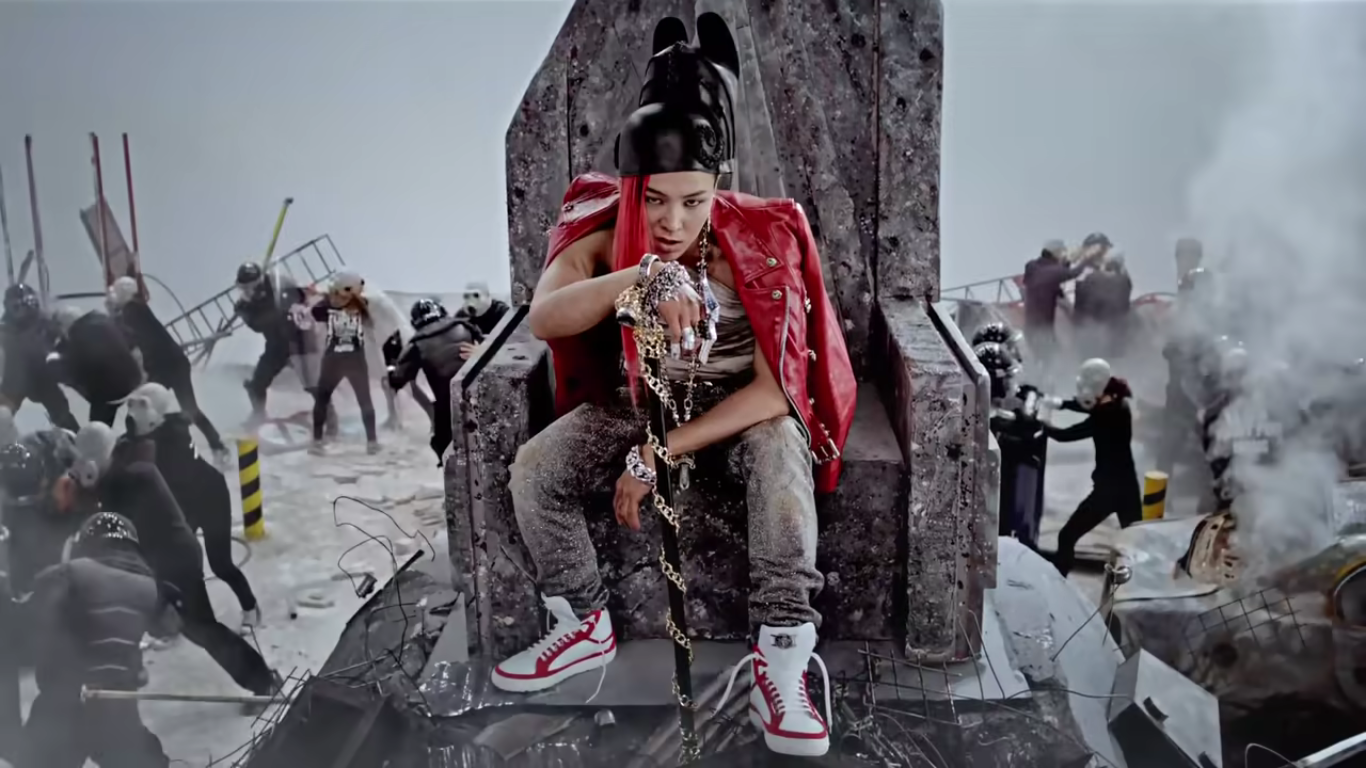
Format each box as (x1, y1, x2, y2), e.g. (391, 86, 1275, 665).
(720, 623, 832, 756)
(490, 594, 617, 693)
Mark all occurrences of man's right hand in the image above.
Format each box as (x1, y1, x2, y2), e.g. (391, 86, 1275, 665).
(650, 263, 703, 354)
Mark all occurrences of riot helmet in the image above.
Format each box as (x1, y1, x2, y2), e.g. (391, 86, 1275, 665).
(410, 298, 448, 329)
(975, 342, 1021, 401)
(235, 262, 268, 301)
(3, 283, 40, 325)
(972, 322, 1023, 361)
(0, 442, 46, 503)
(72, 511, 141, 560)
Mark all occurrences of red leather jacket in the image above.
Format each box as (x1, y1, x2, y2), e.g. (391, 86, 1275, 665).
(540, 173, 856, 493)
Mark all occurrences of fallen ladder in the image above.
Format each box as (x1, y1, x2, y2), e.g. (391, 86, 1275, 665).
(165, 235, 345, 366)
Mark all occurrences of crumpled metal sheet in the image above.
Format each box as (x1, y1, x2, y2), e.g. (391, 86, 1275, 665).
(420, 659, 525, 719)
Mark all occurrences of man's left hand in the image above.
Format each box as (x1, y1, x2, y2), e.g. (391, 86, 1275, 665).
(613, 470, 650, 531)
(459, 342, 480, 361)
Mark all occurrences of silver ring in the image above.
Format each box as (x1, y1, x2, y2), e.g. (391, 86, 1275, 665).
(681, 327, 696, 351)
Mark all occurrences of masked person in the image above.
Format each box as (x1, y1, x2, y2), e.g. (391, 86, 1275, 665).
(119, 383, 261, 633)
(387, 299, 480, 465)
(14, 512, 168, 768)
(977, 342, 1048, 548)
(1074, 251, 1133, 360)
(0, 427, 80, 596)
(0, 284, 78, 432)
(45, 304, 144, 427)
(308, 271, 380, 455)
(1044, 358, 1141, 576)
(454, 281, 509, 341)
(1022, 239, 1097, 375)
(381, 329, 435, 425)
(233, 262, 314, 427)
(487, 16, 856, 759)
(106, 277, 228, 462)
(64, 422, 280, 701)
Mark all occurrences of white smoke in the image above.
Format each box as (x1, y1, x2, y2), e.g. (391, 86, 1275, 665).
(1182, 3, 1366, 581)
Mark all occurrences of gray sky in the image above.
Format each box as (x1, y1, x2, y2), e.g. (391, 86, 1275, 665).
(0, 0, 1280, 327)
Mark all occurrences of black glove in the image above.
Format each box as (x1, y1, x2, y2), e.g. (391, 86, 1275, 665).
(429, 434, 445, 467)
(386, 370, 404, 392)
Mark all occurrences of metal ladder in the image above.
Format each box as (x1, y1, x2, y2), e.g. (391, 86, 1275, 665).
(164, 235, 346, 366)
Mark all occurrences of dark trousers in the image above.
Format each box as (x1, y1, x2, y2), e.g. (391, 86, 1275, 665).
(1053, 486, 1142, 576)
(90, 400, 123, 428)
(428, 374, 453, 464)
(170, 570, 275, 695)
(0, 600, 20, 762)
(20, 684, 167, 768)
(24, 383, 80, 433)
(188, 475, 257, 612)
(246, 335, 293, 413)
(155, 365, 224, 452)
(313, 352, 376, 442)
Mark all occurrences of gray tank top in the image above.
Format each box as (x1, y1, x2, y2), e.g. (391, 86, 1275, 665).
(662, 268, 755, 382)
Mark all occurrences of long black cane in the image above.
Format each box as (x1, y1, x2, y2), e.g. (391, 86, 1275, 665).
(643, 355, 699, 763)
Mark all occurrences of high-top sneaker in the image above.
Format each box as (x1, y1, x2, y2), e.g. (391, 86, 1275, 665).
(720, 623, 832, 757)
(490, 594, 616, 693)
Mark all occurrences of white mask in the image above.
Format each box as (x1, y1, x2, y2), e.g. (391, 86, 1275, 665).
(1075, 358, 1113, 409)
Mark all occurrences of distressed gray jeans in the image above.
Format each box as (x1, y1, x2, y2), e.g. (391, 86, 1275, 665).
(507, 394, 823, 629)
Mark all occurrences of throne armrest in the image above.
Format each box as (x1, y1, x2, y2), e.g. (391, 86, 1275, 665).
(873, 296, 993, 662)
(443, 306, 553, 655)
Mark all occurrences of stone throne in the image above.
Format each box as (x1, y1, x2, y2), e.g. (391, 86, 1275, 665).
(443, 0, 994, 663)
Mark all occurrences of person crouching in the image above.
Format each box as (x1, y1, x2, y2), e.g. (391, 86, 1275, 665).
(388, 299, 480, 466)
(309, 272, 379, 455)
(64, 423, 281, 702)
(15, 512, 168, 768)
(119, 382, 262, 633)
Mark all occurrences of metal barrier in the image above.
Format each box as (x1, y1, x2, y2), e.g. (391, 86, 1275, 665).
(164, 235, 345, 366)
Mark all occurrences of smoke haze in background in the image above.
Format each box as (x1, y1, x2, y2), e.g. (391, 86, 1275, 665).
(1183, 2, 1366, 581)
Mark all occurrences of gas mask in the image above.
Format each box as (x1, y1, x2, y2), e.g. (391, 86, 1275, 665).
(462, 282, 492, 316)
(1075, 358, 1113, 410)
(124, 383, 173, 437)
(329, 271, 365, 307)
(106, 277, 139, 313)
(71, 423, 116, 490)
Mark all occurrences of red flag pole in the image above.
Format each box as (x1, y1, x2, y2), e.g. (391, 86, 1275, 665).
(91, 133, 111, 288)
(122, 133, 148, 299)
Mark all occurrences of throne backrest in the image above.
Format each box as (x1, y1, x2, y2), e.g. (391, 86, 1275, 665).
(504, 1, 944, 378)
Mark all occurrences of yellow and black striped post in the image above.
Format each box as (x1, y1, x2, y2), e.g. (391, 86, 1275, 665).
(1142, 470, 1169, 521)
(237, 438, 266, 541)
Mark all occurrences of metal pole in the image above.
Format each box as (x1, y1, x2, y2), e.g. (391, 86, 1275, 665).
(261, 197, 294, 270)
(642, 357, 698, 761)
(82, 687, 278, 706)
(1297, 731, 1366, 767)
(0, 165, 13, 285)
(23, 136, 47, 304)
(122, 133, 148, 300)
(91, 133, 111, 288)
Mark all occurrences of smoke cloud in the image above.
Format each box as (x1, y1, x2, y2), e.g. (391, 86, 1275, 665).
(1181, 3, 1366, 581)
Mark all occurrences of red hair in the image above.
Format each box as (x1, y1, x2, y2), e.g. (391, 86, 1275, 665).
(613, 175, 652, 399)
(1104, 376, 1133, 400)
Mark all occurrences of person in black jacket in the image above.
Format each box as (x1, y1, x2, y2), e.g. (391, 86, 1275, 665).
(389, 299, 480, 465)
(234, 262, 312, 426)
(67, 422, 280, 700)
(0, 284, 78, 432)
(1044, 358, 1142, 576)
(45, 305, 144, 426)
(309, 272, 379, 455)
(107, 277, 227, 460)
(0, 430, 80, 597)
(381, 330, 434, 424)
(120, 382, 261, 632)
(15, 511, 168, 768)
